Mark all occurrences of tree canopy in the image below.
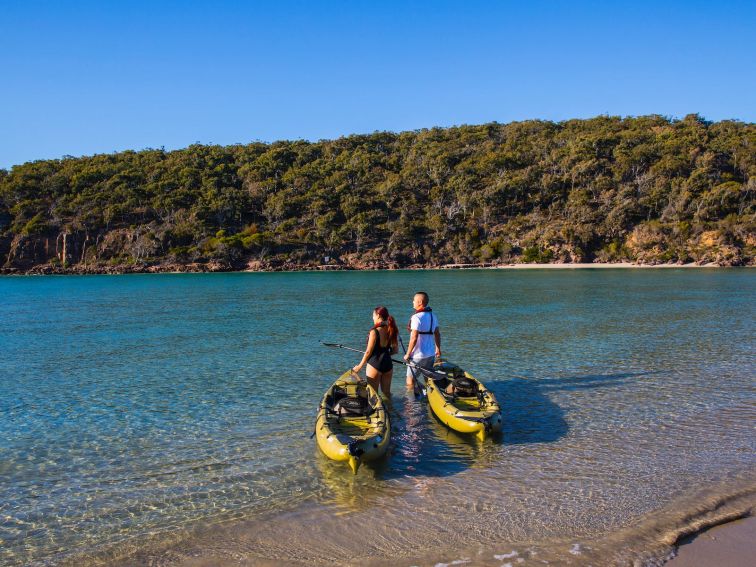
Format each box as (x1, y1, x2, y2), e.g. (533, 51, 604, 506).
(1, 115, 753, 272)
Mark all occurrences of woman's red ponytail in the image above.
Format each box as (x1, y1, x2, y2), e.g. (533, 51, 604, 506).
(374, 306, 398, 343)
(386, 315, 398, 343)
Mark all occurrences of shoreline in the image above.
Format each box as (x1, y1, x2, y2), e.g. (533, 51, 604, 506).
(60, 476, 756, 567)
(1, 260, 751, 276)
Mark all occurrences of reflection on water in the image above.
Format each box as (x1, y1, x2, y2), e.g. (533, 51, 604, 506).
(0, 269, 754, 566)
(382, 395, 480, 479)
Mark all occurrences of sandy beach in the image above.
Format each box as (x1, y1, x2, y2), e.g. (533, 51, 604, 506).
(666, 515, 756, 566)
(490, 262, 727, 269)
(7, 258, 752, 276)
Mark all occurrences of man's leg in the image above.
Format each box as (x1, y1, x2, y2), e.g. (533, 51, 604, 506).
(407, 355, 434, 388)
(406, 362, 416, 388)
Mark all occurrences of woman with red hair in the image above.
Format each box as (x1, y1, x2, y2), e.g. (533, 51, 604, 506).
(352, 306, 399, 396)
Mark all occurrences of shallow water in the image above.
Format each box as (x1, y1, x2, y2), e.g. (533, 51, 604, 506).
(1, 270, 754, 566)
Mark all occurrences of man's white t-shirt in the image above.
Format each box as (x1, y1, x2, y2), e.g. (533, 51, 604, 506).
(410, 311, 438, 358)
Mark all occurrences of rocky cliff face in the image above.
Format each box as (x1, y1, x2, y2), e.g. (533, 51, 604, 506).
(5, 233, 55, 269)
(3, 230, 93, 269)
(1, 230, 751, 275)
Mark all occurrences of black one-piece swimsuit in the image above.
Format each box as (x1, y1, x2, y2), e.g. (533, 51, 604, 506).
(367, 328, 393, 372)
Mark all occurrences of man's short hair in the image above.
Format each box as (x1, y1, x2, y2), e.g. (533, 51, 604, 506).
(415, 291, 429, 306)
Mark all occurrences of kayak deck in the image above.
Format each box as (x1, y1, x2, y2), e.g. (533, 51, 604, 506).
(449, 397, 483, 411)
(326, 415, 385, 437)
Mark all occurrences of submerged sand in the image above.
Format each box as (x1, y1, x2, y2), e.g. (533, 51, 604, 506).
(78, 477, 755, 567)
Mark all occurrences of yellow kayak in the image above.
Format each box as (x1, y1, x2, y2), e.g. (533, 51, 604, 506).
(424, 361, 502, 441)
(315, 370, 390, 473)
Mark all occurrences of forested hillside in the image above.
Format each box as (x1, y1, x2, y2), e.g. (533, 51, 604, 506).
(1, 114, 753, 273)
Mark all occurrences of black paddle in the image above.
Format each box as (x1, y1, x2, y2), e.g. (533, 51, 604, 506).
(321, 342, 447, 379)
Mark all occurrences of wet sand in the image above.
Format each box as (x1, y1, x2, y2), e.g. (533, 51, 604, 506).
(666, 515, 755, 566)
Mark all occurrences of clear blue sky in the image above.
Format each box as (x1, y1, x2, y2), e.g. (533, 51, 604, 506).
(2, 0, 754, 169)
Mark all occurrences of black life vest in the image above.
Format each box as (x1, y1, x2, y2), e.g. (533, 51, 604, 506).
(407, 307, 433, 335)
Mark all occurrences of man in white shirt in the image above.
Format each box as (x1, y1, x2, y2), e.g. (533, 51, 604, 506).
(403, 291, 442, 388)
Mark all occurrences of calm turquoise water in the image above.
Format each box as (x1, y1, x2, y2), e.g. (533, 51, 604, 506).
(1, 270, 754, 566)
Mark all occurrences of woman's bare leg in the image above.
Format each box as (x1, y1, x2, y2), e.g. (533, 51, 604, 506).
(365, 365, 381, 393)
(380, 369, 393, 397)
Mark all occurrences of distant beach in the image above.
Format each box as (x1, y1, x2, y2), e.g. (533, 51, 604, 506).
(3, 259, 750, 276)
(491, 262, 727, 269)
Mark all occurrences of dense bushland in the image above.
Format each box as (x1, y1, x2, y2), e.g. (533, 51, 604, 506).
(1, 114, 753, 272)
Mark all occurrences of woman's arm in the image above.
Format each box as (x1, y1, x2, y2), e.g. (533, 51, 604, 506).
(353, 331, 376, 373)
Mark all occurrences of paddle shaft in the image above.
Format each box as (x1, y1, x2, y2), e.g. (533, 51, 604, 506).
(321, 342, 444, 378)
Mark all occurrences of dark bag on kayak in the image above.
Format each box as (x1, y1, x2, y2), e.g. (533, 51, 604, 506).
(333, 396, 371, 416)
(452, 377, 478, 397)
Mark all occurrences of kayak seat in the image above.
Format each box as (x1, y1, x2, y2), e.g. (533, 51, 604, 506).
(434, 376, 480, 399)
(330, 389, 374, 417)
(433, 377, 452, 390)
(452, 377, 478, 397)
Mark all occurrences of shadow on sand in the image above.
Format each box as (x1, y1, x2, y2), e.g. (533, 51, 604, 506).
(488, 372, 648, 445)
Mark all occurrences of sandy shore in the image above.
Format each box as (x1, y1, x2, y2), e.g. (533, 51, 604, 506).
(489, 262, 726, 269)
(5, 260, 751, 276)
(665, 515, 755, 566)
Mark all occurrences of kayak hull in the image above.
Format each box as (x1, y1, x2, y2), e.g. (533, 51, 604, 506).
(315, 370, 390, 473)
